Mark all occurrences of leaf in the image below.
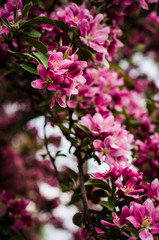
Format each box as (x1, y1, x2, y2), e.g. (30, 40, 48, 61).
(99, 232, 120, 239)
(84, 179, 110, 191)
(92, 189, 107, 198)
(21, 37, 48, 53)
(33, 52, 49, 68)
(67, 168, 78, 182)
(8, 50, 40, 64)
(55, 150, 67, 158)
(20, 62, 38, 75)
(22, 1, 33, 21)
(14, 0, 19, 24)
(1, 18, 12, 29)
(100, 196, 116, 211)
(24, 28, 41, 38)
(20, 16, 70, 32)
(69, 192, 80, 205)
(73, 212, 83, 227)
(75, 123, 89, 135)
(63, 47, 70, 59)
(60, 184, 70, 192)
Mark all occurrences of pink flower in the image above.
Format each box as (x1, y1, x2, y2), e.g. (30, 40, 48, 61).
(116, 177, 144, 199)
(31, 65, 63, 90)
(126, 199, 159, 239)
(101, 205, 130, 227)
(80, 14, 110, 53)
(48, 50, 73, 74)
(92, 166, 120, 181)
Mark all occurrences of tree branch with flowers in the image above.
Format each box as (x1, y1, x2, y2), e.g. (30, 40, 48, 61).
(0, 0, 159, 240)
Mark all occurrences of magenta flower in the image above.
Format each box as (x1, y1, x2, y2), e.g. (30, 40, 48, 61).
(126, 199, 159, 239)
(140, 0, 157, 10)
(101, 205, 130, 228)
(31, 65, 63, 90)
(116, 177, 144, 199)
(92, 166, 120, 181)
(147, 178, 159, 203)
(80, 14, 110, 53)
(48, 50, 73, 74)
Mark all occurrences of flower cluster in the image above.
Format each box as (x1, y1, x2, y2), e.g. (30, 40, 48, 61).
(102, 199, 159, 240)
(31, 48, 87, 108)
(134, 133, 159, 179)
(0, 190, 32, 232)
(79, 112, 133, 165)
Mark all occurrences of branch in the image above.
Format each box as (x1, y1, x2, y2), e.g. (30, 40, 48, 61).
(75, 149, 99, 240)
(43, 117, 61, 182)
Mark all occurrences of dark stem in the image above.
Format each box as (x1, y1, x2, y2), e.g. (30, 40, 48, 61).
(44, 117, 61, 182)
(75, 149, 99, 240)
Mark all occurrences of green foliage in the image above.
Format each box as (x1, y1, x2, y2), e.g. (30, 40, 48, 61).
(100, 196, 116, 211)
(21, 37, 48, 53)
(84, 179, 110, 191)
(24, 28, 41, 38)
(33, 52, 49, 68)
(75, 123, 89, 135)
(22, 2, 33, 21)
(20, 16, 70, 33)
(73, 212, 83, 227)
(8, 50, 40, 64)
(20, 62, 38, 75)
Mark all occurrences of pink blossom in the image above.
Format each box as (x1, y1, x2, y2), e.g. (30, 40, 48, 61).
(80, 14, 110, 53)
(48, 50, 73, 74)
(101, 205, 130, 227)
(31, 65, 63, 90)
(126, 199, 159, 239)
(116, 177, 144, 199)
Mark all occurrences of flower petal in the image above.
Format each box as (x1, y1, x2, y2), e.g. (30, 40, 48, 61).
(37, 65, 47, 79)
(139, 230, 153, 240)
(31, 79, 45, 89)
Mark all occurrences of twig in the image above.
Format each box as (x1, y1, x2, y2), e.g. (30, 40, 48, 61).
(43, 117, 61, 182)
(75, 149, 99, 240)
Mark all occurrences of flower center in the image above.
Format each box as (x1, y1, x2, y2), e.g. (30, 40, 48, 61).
(86, 35, 93, 43)
(125, 186, 134, 194)
(52, 60, 60, 70)
(103, 147, 110, 155)
(72, 16, 78, 22)
(142, 216, 152, 227)
(46, 76, 53, 85)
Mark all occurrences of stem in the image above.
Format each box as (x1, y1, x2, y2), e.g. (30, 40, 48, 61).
(75, 149, 99, 240)
(44, 117, 60, 182)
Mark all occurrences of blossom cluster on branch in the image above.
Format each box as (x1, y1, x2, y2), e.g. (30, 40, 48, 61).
(0, 0, 159, 240)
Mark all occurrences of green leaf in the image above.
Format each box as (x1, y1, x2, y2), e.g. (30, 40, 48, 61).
(63, 47, 70, 59)
(100, 196, 116, 211)
(92, 189, 107, 198)
(60, 184, 70, 192)
(67, 168, 78, 182)
(75, 123, 89, 135)
(33, 52, 49, 68)
(1, 18, 12, 29)
(20, 16, 70, 32)
(99, 231, 120, 239)
(69, 191, 80, 205)
(14, 0, 19, 24)
(73, 212, 83, 227)
(84, 179, 110, 191)
(55, 150, 67, 158)
(24, 28, 41, 38)
(20, 62, 38, 75)
(8, 50, 40, 64)
(22, 2, 33, 21)
(21, 37, 48, 53)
